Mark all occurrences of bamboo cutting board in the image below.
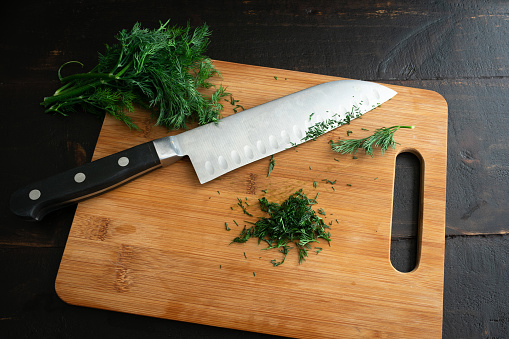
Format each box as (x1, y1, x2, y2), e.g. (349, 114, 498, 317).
(55, 61, 447, 338)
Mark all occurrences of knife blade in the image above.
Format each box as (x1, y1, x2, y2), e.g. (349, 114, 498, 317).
(10, 80, 396, 221)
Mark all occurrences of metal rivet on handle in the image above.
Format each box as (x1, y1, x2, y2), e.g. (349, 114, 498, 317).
(74, 172, 86, 183)
(29, 189, 41, 201)
(118, 156, 129, 167)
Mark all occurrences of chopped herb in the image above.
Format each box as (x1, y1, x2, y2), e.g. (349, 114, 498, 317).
(233, 220, 239, 227)
(217, 191, 220, 195)
(313, 181, 317, 188)
(227, 93, 239, 105)
(301, 105, 363, 142)
(274, 76, 278, 80)
(232, 225, 252, 243)
(237, 198, 253, 217)
(225, 222, 230, 231)
(309, 112, 315, 120)
(261, 189, 267, 194)
(315, 247, 323, 254)
(347, 130, 353, 136)
(253, 272, 256, 276)
(244, 252, 247, 259)
(318, 208, 326, 216)
(226, 93, 245, 113)
(322, 179, 337, 185)
(267, 155, 275, 177)
(361, 128, 369, 131)
(233, 104, 245, 113)
(334, 158, 340, 162)
(352, 156, 358, 159)
(230, 189, 331, 266)
(346, 184, 352, 186)
(331, 126, 415, 157)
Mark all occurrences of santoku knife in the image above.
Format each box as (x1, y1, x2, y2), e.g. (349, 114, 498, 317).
(10, 80, 396, 221)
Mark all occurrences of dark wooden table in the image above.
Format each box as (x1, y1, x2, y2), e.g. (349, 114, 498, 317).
(2, 1, 508, 338)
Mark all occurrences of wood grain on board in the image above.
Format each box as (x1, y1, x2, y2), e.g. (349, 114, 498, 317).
(55, 61, 447, 338)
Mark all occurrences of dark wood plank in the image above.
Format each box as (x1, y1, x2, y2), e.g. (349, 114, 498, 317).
(443, 234, 509, 338)
(387, 78, 509, 236)
(1, 0, 509, 338)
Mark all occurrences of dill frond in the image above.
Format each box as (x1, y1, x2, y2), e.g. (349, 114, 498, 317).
(330, 125, 414, 157)
(42, 20, 231, 130)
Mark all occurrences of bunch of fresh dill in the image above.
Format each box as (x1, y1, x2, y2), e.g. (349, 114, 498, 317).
(42, 20, 229, 130)
(331, 125, 414, 157)
(231, 189, 331, 266)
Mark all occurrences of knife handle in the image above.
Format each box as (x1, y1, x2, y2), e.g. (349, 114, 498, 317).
(10, 142, 162, 221)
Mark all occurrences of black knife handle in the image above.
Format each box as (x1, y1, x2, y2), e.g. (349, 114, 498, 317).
(10, 142, 162, 221)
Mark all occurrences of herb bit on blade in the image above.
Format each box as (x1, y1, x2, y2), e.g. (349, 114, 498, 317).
(330, 125, 414, 157)
(42, 20, 231, 130)
(230, 189, 331, 266)
(267, 155, 275, 177)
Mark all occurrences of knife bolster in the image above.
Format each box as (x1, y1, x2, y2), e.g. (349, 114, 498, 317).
(153, 136, 185, 166)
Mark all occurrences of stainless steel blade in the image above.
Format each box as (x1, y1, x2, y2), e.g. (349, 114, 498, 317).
(154, 80, 397, 184)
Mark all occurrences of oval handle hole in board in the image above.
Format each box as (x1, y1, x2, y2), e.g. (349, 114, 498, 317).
(390, 151, 422, 273)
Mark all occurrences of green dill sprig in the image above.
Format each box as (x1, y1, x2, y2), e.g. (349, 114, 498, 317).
(267, 156, 275, 177)
(42, 20, 231, 130)
(230, 189, 331, 266)
(331, 125, 414, 157)
(225, 93, 244, 113)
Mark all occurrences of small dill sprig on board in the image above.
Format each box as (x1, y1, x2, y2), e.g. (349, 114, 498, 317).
(331, 125, 414, 157)
(42, 20, 230, 130)
(267, 156, 275, 177)
(230, 189, 331, 266)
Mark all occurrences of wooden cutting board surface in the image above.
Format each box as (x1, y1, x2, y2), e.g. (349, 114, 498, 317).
(55, 61, 447, 338)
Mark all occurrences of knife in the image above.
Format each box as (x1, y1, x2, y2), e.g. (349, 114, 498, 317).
(10, 80, 396, 221)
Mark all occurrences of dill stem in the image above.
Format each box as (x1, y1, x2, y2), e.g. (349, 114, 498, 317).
(113, 60, 133, 77)
(53, 81, 73, 96)
(59, 72, 119, 83)
(42, 80, 104, 106)
(47, 61, 133, 106)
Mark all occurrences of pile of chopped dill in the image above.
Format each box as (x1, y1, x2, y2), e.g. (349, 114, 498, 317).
(231, 189, 331, 266)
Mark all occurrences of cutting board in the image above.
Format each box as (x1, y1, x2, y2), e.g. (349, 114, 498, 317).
(55, 61, 447, 338)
